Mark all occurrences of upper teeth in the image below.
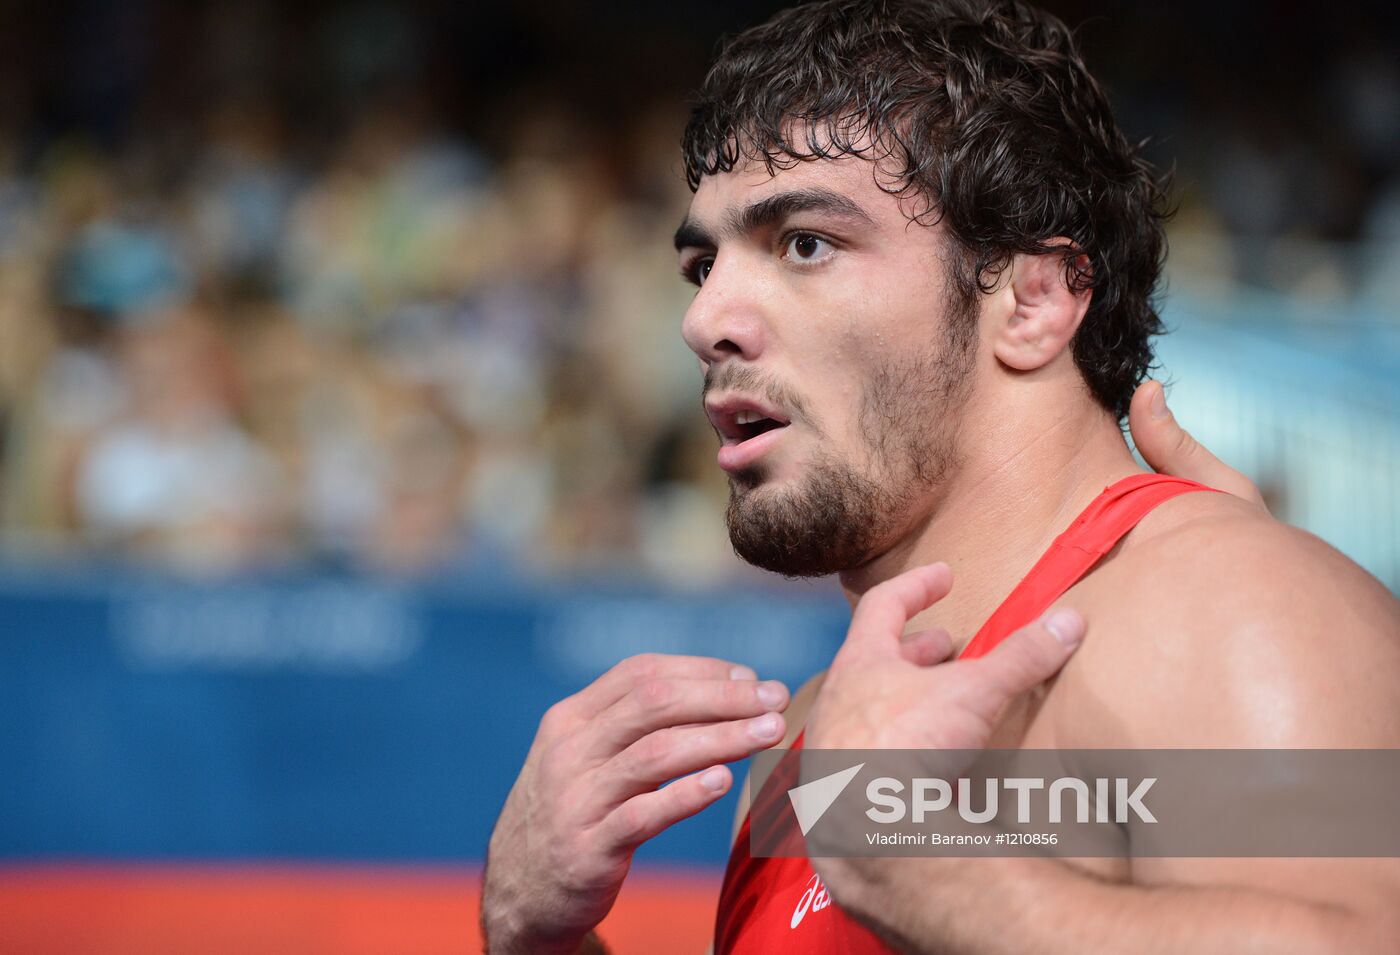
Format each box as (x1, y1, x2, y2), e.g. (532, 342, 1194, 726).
(736, 410, 768, 425)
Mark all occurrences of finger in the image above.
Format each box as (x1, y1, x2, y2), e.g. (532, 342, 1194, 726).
(596, 765, 732, 852)
(570, 653, 758, 718)
(963, 607, 1085, 722)
(848, 563, 954, 655)
(595, 713, 786, 804)
(589, 677, 789, 756)
(1128, 380, 1268, 511)
(899, 627, 955, 667)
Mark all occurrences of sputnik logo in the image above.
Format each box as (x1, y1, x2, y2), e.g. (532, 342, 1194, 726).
(786, 762, 865, 835)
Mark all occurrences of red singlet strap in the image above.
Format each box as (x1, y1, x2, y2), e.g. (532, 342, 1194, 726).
(959, 473, 1219, 660)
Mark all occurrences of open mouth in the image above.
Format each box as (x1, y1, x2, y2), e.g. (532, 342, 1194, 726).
(732, 410, 787, 443)
(706, 397, 793, 473)
(706, 400, 792, 445)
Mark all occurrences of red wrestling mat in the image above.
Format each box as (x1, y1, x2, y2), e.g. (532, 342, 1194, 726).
(0, 864, 721, 954)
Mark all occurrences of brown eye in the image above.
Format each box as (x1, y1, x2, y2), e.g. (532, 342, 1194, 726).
(683, 257, 714, 286)
(784, 233, 832, 263)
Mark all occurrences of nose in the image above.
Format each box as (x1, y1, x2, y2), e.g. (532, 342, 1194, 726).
(680, 257, 768, 368)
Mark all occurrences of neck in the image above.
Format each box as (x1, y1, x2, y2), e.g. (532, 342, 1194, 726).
(837, 385, 1142, 648)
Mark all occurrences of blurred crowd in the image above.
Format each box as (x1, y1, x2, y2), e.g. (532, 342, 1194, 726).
(0, 1, 1395, 579)
(0, 96, 735, 579)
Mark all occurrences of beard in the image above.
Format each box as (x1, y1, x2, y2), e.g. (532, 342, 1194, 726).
(724, 322, 976, 578)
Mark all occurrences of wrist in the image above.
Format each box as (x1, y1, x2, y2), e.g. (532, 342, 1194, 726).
(481, 896, 593, 955)
(482, 918, 595, 955)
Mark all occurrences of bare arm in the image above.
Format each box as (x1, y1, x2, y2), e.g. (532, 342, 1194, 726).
(847, 856, 1393, 955)
(824, 517, 1400, 954)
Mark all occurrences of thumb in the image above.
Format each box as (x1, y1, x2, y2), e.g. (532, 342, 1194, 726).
(1129, 380, 1268, 511)
(965, 607, 1085, 717)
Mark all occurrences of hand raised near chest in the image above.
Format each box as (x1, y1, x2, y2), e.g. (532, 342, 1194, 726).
(805, 562, 1085, 756)
(482, 653, 789, 954)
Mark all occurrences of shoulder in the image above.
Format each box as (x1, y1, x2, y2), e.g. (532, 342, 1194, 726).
(1097, 489, 1397, 638)
(1053, 489, 1400, 747)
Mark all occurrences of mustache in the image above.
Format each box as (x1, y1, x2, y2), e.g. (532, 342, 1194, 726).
(702, 364, 811, 424)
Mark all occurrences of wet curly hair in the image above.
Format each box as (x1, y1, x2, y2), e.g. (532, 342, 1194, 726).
(682, 0, 1169, 422)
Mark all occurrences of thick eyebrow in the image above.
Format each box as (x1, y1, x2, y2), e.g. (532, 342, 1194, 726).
(673, 188, 876, 252)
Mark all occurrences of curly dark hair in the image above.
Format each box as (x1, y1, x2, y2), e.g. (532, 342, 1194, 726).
(681, 0, 1169, 422)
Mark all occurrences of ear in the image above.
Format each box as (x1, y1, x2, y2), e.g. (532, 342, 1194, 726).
(991, 240, 1091, 372)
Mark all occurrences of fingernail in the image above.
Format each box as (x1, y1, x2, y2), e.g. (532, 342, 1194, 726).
(757, 681, 787, 709)
(749, 712, 782, 741)
(730, 665, 757, 681)
(701, 768, 729, 792)
(1150, 383, 1170, 420)
(1042, 608, 1085, 647)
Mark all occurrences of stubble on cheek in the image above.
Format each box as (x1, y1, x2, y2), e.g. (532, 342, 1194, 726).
(858, 343, 973, 487)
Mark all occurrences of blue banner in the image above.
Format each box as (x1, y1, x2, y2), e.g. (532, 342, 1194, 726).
(0, 565, 848, 866)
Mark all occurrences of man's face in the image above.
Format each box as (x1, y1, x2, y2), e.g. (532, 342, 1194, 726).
(675, 153, 978, 577)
